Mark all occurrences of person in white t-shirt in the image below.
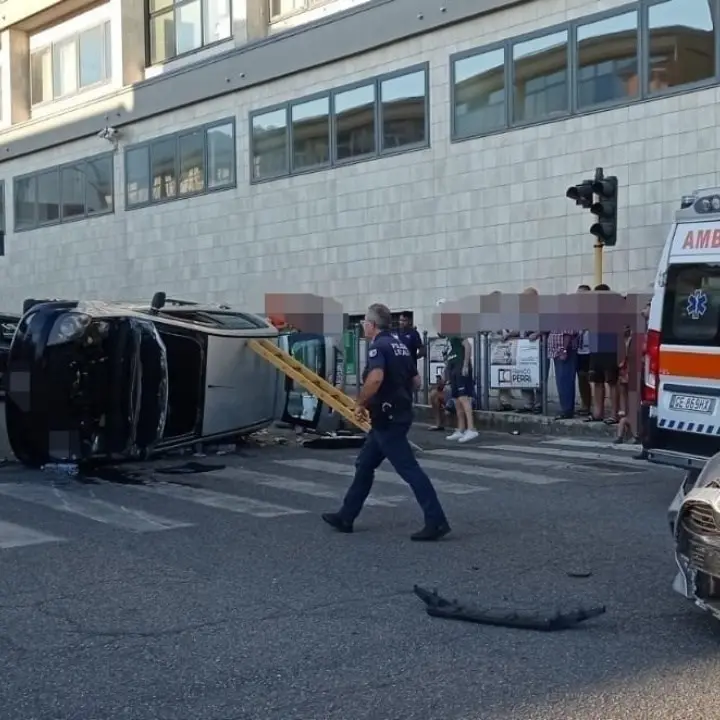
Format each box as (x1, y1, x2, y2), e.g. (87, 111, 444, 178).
(575, 284, 592, 416)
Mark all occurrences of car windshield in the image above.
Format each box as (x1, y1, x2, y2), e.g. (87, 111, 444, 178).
(661, 263, 720, 345)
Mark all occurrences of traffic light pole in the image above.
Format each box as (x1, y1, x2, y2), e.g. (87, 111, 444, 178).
(594, 240, 603, 286)
(566, 167, 617, 288)
(592, 167, 604, 286)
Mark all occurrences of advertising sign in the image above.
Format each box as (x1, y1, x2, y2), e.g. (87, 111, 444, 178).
(427, 337, 449, 382)
(490, 339, 540, 389)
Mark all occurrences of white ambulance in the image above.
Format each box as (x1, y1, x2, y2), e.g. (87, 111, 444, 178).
(645, 189, 720, 472)
(647, 188, 720, 621)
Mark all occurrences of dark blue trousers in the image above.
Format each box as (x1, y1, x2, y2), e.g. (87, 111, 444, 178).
(340, 422, 447, 526)
(554, 349, 578, 415)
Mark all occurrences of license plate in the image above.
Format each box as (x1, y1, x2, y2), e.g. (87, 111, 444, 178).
(669, 394, 715, 413)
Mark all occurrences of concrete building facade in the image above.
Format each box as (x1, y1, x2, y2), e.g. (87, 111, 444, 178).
(0, 0, 716, 328)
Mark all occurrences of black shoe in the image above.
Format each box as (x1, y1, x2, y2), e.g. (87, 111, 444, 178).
(411, 522, 451, 541)
(321, 512, 353, 533)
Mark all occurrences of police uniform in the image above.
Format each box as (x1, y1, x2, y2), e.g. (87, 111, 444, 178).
(323, 330, 450, 540)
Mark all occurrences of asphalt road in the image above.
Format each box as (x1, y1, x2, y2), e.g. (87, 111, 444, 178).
(0, 421, 713, 720)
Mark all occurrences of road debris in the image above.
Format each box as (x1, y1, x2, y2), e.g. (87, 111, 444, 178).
(413, 585, 606, 632)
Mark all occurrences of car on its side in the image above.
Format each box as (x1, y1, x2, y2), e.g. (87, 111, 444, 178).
(4, 293, 281, 467)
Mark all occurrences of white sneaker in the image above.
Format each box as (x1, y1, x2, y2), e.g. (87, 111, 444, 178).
(458, 429, 479, 443)
(446, 430, 463, 441)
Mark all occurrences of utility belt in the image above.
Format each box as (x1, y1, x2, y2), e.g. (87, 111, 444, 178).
(368, 396, 412, 427)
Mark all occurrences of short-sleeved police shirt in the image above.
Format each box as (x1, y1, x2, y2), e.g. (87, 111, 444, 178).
(366, 330, 417, 411)
(394, 328, 423, 365)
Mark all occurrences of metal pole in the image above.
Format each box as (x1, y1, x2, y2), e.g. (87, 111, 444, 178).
(482, 333, 491, 411)
(475, 331, 482, 407)
(422, 331, 430, 405)
(354, 323, 362, 390)
(540, 334, 549, 416)
(594, 242, 604, 287)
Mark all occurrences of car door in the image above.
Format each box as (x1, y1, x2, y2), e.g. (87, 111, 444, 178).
(280, 332, 327, 429)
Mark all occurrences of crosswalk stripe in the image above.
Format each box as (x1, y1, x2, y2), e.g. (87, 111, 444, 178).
(420, 454, 570, 485)
(132, 481, 308, 518)
(540, 438, 640, 453)
(484, 445, 646, 466)
(427, 448, 618, 476)
(0, 520, 64, 549)
(0, 483, 191, 532)
(208, 467, 407, 507)
(275, 458, 488, 495)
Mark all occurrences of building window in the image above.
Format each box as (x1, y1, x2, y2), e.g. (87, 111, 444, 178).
(334, 83, 376, 161)
(13, 154, 114, 232)
(250, 63, 429, 182)
(512, 30, 569, 125)
(452, 47, 506, 139)
(379, 69, 427, 152)
(291, 96, 330, 172)
(251, 108, 288, 181)
(269, 0, 326, 21)
(125, 118, 235, 209)
(148, 0, 232, 65)
(0, 182, 5, 257)
(450, 1, 720, 142)
(647, 0, 715, 94)
(30, 22, 112, 106)
(577, 11, 639, 109)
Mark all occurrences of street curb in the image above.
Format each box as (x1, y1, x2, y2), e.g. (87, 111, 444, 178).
(411, 404, 616, 438)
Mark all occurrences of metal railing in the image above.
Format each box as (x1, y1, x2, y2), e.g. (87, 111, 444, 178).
(340, 325, 559, 413)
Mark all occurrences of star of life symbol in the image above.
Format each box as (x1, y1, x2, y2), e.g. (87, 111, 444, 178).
(686, 289, 708, 320)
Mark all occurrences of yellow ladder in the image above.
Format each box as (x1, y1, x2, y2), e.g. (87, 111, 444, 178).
(247, 338, 371, 434)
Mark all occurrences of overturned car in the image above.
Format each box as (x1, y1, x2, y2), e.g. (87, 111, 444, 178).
(669, 454, 720, 621)
(0, 313, 19, 397)
(4, 294, 283, 467)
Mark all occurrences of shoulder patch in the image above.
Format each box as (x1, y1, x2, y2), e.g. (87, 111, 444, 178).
(369, 348, 378, 357)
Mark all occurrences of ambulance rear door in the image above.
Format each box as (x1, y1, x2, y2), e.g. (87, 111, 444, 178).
(656, 238, 720, 463)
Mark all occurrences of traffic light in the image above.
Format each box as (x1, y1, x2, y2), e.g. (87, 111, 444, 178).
(590, 176, 618, 247)
(566, 180, 594, 209)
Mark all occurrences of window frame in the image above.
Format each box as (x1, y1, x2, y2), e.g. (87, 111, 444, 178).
(12, 152, 115, 233)
(573, 5, 641, 115)
(29, 20, 112, 107)
(146, 0, 233, 67)
(268, 0, 331, 23)
(643, 0, 720, 101)
(509, 23, 572, 129)
(450, 39, 509, 141)
(123, 116, 237, 210)
(248, 61, 430, 185)
(289, 89, 332, 174)
(449, 0, 720, 143)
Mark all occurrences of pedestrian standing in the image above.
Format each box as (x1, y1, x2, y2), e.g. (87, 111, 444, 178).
(322, 303, 451, 541)
(444, 334, 478, 443)
(575, 284, 592, 415)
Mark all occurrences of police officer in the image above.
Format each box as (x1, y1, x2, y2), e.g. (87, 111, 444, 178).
(322, 303, 451, 541)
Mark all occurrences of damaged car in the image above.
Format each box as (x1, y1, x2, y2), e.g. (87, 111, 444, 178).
(669, 453, 720, 621)
(0, 313, 19, 397)
(4, 293, 282, 467)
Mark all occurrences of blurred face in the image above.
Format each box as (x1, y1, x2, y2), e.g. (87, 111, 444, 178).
(399, 315, 411, 330)
(362, 317, 378, 339)
(577, 285, 590, 293)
